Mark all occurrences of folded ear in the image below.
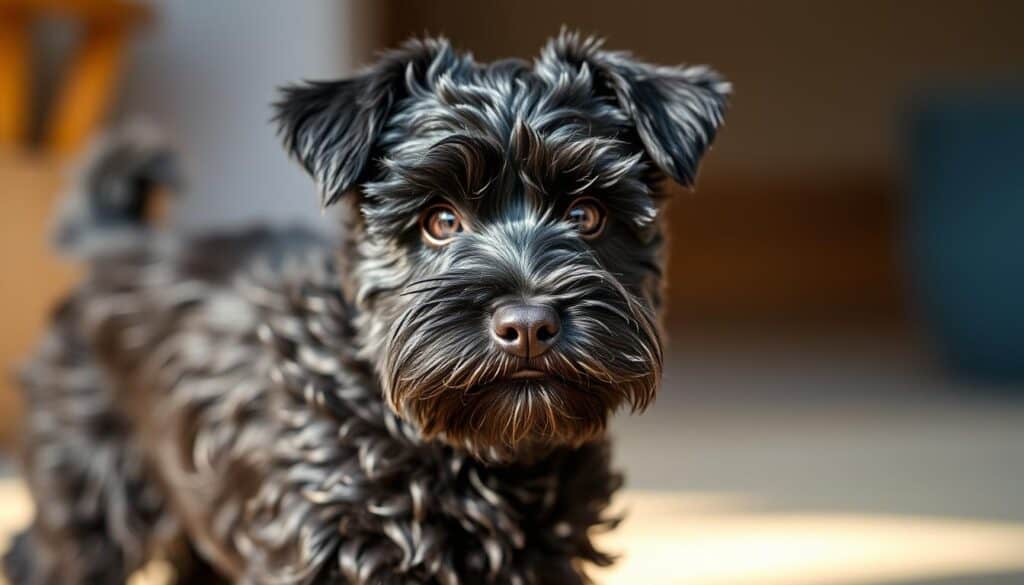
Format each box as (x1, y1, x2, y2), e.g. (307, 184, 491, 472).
(539, 30, 731, 187)
(275, 37, 460, 207)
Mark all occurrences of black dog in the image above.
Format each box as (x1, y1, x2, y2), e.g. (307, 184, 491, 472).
(4, 31, 728, 584)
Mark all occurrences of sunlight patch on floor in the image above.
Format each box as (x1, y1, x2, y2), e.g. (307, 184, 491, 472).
(594, 490, 1024, 585)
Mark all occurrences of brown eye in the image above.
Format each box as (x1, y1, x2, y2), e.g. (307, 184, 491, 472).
(421, 204, 464, 245)
(564, 197, 606, 238)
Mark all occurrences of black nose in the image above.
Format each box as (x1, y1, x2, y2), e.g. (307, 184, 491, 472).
(491, 303, 561, 358)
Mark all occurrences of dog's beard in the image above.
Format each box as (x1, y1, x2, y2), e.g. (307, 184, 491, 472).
(378, 229, 662, 461)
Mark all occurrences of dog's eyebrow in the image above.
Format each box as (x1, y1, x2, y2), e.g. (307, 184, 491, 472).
(388, 134, 506, 204)
(510, 122, 646, 199)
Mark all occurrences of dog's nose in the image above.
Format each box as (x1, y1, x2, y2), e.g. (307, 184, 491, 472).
(491, 304, 561, 359)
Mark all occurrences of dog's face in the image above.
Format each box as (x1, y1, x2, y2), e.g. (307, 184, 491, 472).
(276, 32, 728, 460)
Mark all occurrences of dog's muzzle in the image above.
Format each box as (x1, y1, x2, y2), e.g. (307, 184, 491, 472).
(380, 218, 662, 460)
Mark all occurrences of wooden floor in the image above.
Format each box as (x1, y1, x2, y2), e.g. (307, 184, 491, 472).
(3, 481, 1024, 585)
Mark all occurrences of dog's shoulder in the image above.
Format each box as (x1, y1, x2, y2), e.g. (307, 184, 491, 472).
(65, 224, 345, 389)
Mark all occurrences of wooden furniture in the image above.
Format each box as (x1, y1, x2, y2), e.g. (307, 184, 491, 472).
(0, 0, 150, 154)
(661, 172, 901, 327)
(0, 155, 76, 448)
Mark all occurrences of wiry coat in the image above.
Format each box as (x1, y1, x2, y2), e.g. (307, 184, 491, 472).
(4, 32, 728, 584)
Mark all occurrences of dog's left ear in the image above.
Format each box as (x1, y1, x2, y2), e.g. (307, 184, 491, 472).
(275, 38, 461, 207)
(539, 31, 731, 187)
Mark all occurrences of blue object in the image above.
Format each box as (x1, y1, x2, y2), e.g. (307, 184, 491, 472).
(907, 87, 1024, 383)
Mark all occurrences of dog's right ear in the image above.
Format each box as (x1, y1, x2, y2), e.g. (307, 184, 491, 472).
(275, 38, 460, 207)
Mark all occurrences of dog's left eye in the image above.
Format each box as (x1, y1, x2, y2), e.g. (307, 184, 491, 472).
(564, 197, 606, 238)
(421, 203, 464, 245)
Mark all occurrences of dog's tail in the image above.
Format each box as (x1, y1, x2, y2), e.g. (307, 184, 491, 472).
(52, 122, 184, 258)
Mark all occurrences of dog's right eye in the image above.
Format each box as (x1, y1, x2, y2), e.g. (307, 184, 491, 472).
(565, 197, 606, 239)
(421, 204, 464, 245)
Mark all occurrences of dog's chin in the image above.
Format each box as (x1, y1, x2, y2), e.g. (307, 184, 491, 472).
(398, 376, 617, 462)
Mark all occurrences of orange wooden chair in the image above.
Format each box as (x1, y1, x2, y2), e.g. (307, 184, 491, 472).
(0, 0, 150, 154)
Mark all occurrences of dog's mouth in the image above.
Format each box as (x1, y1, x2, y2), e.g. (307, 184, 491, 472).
(389, 359, 656, 461)
(507, 368, 547, 380)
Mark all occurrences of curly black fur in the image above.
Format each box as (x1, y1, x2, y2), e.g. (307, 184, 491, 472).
(5, 31, 728, 584)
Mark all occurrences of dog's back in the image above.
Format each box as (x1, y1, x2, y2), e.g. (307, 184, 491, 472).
(6, 131, 335, 583)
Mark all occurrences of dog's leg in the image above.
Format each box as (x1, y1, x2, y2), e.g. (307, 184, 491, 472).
(3, 302, 174, 585)
(3, 418, 163, 585)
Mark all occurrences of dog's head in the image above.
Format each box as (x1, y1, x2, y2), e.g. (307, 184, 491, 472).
(276, 31, 729, 460)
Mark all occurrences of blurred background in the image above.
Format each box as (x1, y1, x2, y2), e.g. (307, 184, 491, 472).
(1, 1, 1023, 584)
